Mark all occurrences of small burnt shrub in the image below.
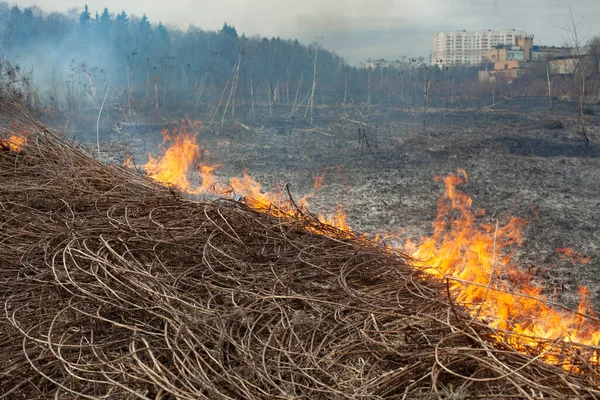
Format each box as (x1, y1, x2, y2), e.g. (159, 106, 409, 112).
(542, 119, 564, 129)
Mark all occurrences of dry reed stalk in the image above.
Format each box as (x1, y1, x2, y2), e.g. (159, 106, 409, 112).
(0, 101, 599, 399)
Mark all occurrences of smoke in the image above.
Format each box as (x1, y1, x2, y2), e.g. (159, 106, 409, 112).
(11, 29, 119, 95)
(0, 5, 121, 101)
(8, 0, 600, 65)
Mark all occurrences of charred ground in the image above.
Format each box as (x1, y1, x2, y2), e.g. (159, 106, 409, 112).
(82, 97, 600, 310)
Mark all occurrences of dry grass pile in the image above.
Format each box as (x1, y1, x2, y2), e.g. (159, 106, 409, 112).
(1, 103, 599, 399)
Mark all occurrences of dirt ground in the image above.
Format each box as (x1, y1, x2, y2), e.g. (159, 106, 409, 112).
(91, 97, 600, 311)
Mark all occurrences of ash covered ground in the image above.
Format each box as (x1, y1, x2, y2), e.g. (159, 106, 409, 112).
(91, 97, 600, 310)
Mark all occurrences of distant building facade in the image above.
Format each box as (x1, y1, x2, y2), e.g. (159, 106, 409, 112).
(363, 58, 410, 70)
(478, 60, 526, 82)
(531, 46, 573, 60)
(478, 35, 534, 83)
(547, 53, 599, 75)
(485, 36, 534, 64)
(432, 29, 527, 66)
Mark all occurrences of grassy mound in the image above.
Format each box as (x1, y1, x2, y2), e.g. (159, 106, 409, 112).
(1, 103, 598, 399)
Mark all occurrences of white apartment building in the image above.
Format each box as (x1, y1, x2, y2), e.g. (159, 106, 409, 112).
(432, 29, 526, 66)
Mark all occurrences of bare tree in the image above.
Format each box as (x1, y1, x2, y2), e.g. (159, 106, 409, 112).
(366, 67, 372, 106)
(407, 59, 417, 113)
(398, 70, 404, 107)
(416, 57, 437, 133)
(443, 65, 450, 114)
(221, 52, 242, 127)
(563, 8, 590, 145)
(342, 70, 348, 106)
(546, 59, 553, 110)
(304, 37, 323, 126)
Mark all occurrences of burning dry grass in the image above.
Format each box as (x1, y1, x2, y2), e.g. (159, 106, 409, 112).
(1, 103, 600, 398)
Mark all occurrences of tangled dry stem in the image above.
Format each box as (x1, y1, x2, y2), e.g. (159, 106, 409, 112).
(0, 102, 599, 399)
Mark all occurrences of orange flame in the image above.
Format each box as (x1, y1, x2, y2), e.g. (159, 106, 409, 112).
(198, 164, 219, 194)
(144, 127, 201, 193)
(140, 119, 221, 196)
(229, 171, 287, 211)
(556, 248, 591, 264)
(301, 174, 349, 231)
(227, 172, 352, 231)
(1, 122, 33, 152)
(410, 170, 600, 362)
(298, 174, 325, 209)
(317, 205, 349, 231)
(123, 154, 134, 168)
(313, 174, 325, 191)
(137, 124, 350, 230)
(0, 135, 26, 152)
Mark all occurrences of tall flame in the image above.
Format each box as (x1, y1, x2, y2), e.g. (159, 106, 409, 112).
(143, 121, 202, 193)
(410, 170, 600, 356)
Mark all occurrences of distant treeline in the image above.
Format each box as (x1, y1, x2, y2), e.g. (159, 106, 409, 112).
(0, 3, 522, 119)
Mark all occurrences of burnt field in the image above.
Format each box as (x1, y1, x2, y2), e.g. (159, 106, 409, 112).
(5, 102, 600, 398)
(91, 97, 600, 310)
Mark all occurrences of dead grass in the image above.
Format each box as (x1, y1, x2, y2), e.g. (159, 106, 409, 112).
(0, 102, 599, 399)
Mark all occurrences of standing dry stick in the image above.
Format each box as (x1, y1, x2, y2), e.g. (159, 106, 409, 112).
(221, 53, 242, 129)
(96, 87, 110, 159)
(304, 37, 322, 125)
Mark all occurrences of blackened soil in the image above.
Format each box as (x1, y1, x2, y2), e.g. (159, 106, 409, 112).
(99, 99, 600, 311)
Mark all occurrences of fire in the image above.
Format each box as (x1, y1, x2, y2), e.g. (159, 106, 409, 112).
(313, 174, 325, 191)
(229, 171, 287, 211)
(298, 173, 324, 208)
(123, 154, 134, 168)
(144, 122, 202, 193)
(1, 122, 32, 152)
(133, 120, 600, 368)
(556, 248, 591, 264)
(228, 172, 350, 231)
(134, 123, 350, 231)
(410, 170, 600, 362)
(0, 135, 26, 152)
(318, 205, 349, 231)
(198, 164, 219, 194)
(297, 174, 350, 231)
(140, 119, 221, 196)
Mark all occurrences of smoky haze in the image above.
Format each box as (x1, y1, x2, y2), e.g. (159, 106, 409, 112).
(1, 0, 599, 125)
(10, 0, 600, 64)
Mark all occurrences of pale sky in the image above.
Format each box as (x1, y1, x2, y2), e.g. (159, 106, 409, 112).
(12, 0, 600, 64)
